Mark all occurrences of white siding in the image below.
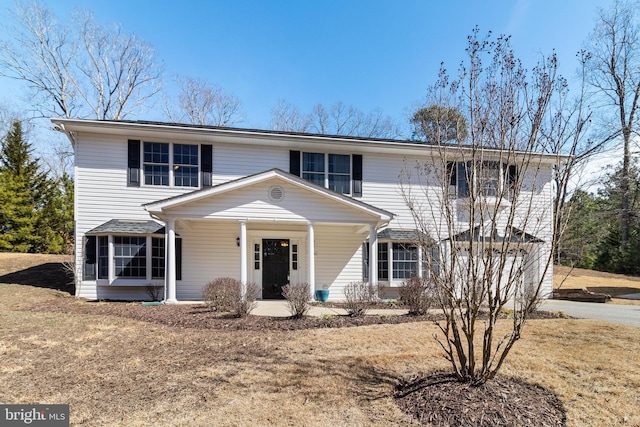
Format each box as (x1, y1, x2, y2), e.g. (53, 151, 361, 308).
(72, 127, 556, 301)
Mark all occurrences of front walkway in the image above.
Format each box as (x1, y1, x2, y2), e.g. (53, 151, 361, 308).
(251, 300, 409, 317)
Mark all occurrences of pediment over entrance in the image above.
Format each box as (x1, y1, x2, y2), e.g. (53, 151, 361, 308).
(144, 168, 394, 225)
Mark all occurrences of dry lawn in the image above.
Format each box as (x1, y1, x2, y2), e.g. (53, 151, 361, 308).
(554, 265, 640, 305)
(1, 254, 639, 426)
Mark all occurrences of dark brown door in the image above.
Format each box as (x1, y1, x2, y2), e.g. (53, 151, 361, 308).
(262, 239, 290, 299)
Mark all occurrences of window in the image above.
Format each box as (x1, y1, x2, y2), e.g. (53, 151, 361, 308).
(143, 142, 199, 187)
(363, 241, 439, 283)
(151, 237, 165, 279)
(114, 236, 147, 278)
(84, 235, 182, 283)
(301, 152, 352, 195)
(143, 142, 169, 186)
(98, 236, 109, 279)
(173, 144, 199, 187)
(378, 242, 389, 280)
(447, 161, 517, 198)
(392, 243, 418, 279)
(292, 244, 298, 270)
(302, 152, 325, 186)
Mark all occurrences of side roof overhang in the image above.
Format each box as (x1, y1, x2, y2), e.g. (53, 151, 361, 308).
(143, 168, 394, 226)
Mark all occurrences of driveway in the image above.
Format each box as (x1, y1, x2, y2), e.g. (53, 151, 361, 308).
(542, 299, 640, 327)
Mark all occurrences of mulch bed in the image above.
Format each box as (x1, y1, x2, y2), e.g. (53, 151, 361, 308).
(29, 297, 440, 330)
(29, 296, 566, 331)
(395, 372, 566, 426)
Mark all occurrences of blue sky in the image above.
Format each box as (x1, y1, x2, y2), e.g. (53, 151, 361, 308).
(0, 0, 607, 131)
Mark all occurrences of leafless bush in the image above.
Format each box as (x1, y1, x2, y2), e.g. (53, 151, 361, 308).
(202, 277, 259, 317)
(145, 283, 164, 301)
(344, 281, 377, 317)
(282, 282, 311, 318)
(234, 281, 260, 317)
(398, 277, 435, 315)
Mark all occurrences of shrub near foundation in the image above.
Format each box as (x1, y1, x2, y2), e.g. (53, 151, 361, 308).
(202, 278, 259, 317)
(282, 282, 311, 318)
(398, 277, 435, 315)
(344, 281, 377, 316)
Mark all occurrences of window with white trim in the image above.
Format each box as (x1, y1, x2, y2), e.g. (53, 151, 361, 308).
(302, 152, 352, 195)
(83, 234, 182, 283)
(447, 161, 518, 198)
(143, 142, 199, 187)
(363, 241, 439, 283)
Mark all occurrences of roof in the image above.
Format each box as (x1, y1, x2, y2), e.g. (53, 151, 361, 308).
(448, 226, 544, 243)
(376, 228, 430, 241)
(86, 219, 166, 235)
(51, 118, 570, 163)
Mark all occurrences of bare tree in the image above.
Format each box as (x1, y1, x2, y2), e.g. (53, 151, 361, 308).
(0, 2, 78, 118)
(0, 2, 163, 120)
(586, 0, 640, 248)
(270, 99, 311, 132)
(400, 29, 561, 384)
(164, 76, 244, 126)
(75, 11, 162, 120)
(270, 99, 401, 138)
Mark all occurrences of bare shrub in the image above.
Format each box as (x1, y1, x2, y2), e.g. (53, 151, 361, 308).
(233, 281, 260, 317)
(145, 283, 164, 301)
(282, 282, 311, 318)
(398, 277, 435, 315)
(202, 278, 259, 317)
(344, 281, 377, 317)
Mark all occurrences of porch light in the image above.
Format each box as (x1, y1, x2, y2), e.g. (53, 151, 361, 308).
(236, 237, 240, 247)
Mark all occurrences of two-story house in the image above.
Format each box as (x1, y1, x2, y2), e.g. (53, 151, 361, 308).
(52, 118, 557, 302)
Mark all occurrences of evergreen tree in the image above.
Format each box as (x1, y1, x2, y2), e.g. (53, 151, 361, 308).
(0, 120, 48, 252)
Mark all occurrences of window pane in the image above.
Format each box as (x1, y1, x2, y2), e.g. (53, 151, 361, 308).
(479, 161, 501, 196)
(144, 165, 169, 186)
(328, 154, 350, 194)
(329, 174, 350, 194)
(303, 152, 324, 173)
(302, 172, 325, 186)
(329, 154, 350, 173)
(174, 166, 198, 187)
(152, 237, 165, 279)
(143, 142, 169, 164)
(378, 242, 388, 280)
(98, 236, 109, 279)
(114, 236, 147, 278)
(174, 144, 198, 166)
(392, 243, 418, 279)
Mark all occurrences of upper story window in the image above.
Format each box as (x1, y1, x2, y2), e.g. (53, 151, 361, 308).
(142, 142, 199, 188)
(297, 151, 355, 195)
(448, 161, 518, 198)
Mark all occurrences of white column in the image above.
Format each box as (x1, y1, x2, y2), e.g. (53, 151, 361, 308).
(308, 222, 315, 299)
(369, 225, 378, 288)
(239, 220, 247, 297)
(165, 218, 177, 304)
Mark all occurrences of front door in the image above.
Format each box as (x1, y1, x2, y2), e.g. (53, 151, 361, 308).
(262, 239, 290, 299)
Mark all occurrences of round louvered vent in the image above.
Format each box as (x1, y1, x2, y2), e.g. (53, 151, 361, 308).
(269, 185, 285, 202)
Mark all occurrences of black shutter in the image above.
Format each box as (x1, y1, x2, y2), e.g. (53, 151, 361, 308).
(508, 165, 518, 187)
(201, 144, 213, 187)
(290, 150, 301, 176)
(447, 162, 456, 186)
(352, 154, 363, 197)
(175, 237, 182, 281)
(457, 162, 470, 197)
(127, 139, 141, 187)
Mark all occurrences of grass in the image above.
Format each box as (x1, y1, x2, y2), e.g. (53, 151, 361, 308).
(554, 265, 640, 305)
(1, 254, 639, 426)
